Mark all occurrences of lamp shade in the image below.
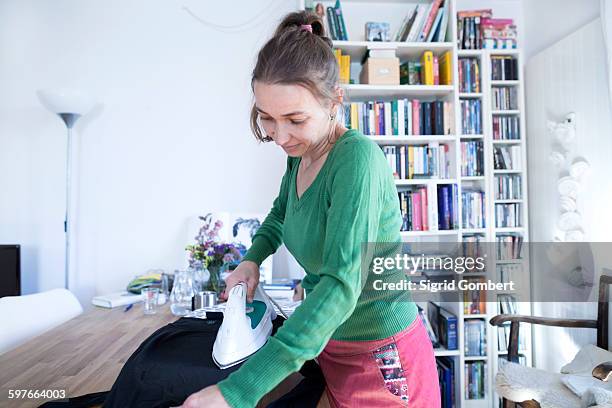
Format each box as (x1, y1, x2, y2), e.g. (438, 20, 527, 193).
(37, 88, 95, 116)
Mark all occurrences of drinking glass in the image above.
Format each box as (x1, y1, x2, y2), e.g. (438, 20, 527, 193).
(142, 287, 159, 315)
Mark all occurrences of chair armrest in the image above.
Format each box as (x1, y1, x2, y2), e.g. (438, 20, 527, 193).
(593, 361, 612, 382)
(490, 314, 598, 329)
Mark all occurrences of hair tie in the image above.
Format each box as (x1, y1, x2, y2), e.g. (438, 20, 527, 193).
(300, 24, 313, 33)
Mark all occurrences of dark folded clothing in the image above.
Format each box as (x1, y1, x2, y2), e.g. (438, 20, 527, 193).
(40, 316, 324, 408)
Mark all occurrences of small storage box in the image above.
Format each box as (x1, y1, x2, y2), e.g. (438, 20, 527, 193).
(359, 57, 400, 85)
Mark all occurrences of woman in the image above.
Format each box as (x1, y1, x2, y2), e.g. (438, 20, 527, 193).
(181, 11, 440, 408)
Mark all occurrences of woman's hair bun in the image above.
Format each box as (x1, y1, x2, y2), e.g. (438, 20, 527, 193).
(273, 10, 333, 48)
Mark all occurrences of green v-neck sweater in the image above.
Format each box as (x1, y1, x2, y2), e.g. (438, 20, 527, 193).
(217, 128, 418, 407)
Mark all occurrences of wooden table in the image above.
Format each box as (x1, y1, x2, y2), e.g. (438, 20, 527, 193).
(0, 303, 313, 408)
(0, 303, 178, 407)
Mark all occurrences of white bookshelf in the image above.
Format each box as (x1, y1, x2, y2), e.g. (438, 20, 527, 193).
(296, 1, 531, 406)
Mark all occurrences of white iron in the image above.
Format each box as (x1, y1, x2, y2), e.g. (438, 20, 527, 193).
(212, 282, 277, 369)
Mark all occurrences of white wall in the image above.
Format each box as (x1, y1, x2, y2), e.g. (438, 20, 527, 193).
(526, 18, 612, 372)
(0, 0, 305, 305)
(523, 0, 600, 60)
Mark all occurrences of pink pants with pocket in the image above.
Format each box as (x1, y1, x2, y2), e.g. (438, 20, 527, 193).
(317, 316, 441, 407)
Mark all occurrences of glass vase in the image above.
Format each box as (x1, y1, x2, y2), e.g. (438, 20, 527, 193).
(170, 269, 196, 316)
(205, 264, 225, 295)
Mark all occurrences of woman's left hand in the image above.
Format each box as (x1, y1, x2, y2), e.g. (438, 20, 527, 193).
(176, 385, 229, 408)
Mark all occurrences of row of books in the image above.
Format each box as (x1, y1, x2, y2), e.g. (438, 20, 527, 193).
(498, 294, 518, 315)
(399, 188, 429, 232)
(460, 141, 484, 177)
(465, 361, 486, 399)
(460, 99, 483, 135)
(493, 115, 521, 140)
(495, 174, 522, 200)
(462, 190, 486, 229)
(437, 357, 456, 408)
(438, 184, 459, 230)
(491, 56, 519, 81)
(458, 9, 518, 50)
(344, 99, 453, 136)
(498, 264, 522, 285)
(394, 0, 450, 43)
(458, 57, 481, 93)
(496, 234, 523, 260)
(333, 49, 351, 84)
(498, 325, 528, 353)
(428, 302, 458, 350)
(465, 319, 487, 356)
(462, 235, 485, 259)
(382, 144, 450, 180)
(457, 9, 491, 50)
(494, 146, 522, 170)
(495, 203, 522, 228)
(321, 1, 348, 41)
(400, 50, 453, 86)
(464, 277, 486, 315)
(492, 86, 518, 110)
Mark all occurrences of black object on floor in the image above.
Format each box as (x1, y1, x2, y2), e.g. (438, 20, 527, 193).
(39, 316, 325, 408)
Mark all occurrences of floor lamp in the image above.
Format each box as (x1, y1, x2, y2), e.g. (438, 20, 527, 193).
(37, 89, 95, 291)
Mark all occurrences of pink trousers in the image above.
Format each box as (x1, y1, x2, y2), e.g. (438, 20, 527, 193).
(317, 316, 441, 408)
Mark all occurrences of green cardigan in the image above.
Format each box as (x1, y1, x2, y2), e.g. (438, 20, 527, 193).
(218, 128, 418, 407)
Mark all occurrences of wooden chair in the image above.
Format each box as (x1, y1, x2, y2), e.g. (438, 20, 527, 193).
(489, 273, 612, 408)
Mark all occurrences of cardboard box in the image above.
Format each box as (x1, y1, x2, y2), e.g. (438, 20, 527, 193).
(359, 57, 400, 85)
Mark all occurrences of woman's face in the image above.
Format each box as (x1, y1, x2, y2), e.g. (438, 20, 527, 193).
(253, 81, 336, 157)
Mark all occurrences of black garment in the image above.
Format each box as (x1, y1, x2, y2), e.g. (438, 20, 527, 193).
(39, 316, 325, 408)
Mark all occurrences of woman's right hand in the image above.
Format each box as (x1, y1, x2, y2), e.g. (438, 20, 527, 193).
(222, 260, 260, 303)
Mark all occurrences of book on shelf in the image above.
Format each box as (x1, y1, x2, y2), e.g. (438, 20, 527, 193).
(383, 144, 450, 180)
(437, 356, 456, 408)
(460, 140, 484, 177)
(496, 234, 523, 260)
(491, 56, 519, 81)
(492, 86, 518, 110)
(458, 57, 481, 93)
(437, 184, 459, 230)
(394, 0, 450, 43)
(462, 189, 486, 229)
(399, 187, 428, 231)
(498, 294, 518, 315)
(324, 0, 348, 41)
(429, 302, 458, 350)
(465, 361, 486, 399)
(464, 319, 487, 357)
(462, 235, 485, 258)
(344, 99, 453, 136)
(464, 277, 486, 314)
(493, 145, 522, 170)
(493, 115, 520, 140)
(495, 203, 522, 228)
(333, 49, 351, 84)
(495, 174, 522, 200)
(460, 99, 482, 135)
(481, 18, 517, 50)
(498, 263, 522, 284)
(417, 304, 440, 347)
